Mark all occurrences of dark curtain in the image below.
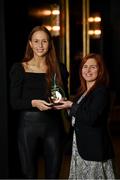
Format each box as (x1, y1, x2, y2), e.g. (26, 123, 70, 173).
(0, 0, 8, 178)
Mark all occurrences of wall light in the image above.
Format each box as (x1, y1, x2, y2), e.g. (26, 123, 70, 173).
(28, 4, 60, 36)
(88, 14, 101, 38)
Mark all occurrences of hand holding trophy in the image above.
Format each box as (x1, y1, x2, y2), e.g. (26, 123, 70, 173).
(50, 73, 66, 104)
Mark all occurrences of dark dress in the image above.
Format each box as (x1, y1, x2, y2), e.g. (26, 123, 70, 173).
(9, 63, 65, 179)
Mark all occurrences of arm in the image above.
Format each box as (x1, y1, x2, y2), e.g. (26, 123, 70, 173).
(9, 63, 33, 110)
(10, 63, 53, 111)
(76, 87, 110, 126)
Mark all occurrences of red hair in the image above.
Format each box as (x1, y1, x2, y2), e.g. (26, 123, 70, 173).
(76, 53, 109, 97)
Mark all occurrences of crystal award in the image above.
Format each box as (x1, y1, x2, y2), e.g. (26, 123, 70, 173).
(50, 73, 66, 104)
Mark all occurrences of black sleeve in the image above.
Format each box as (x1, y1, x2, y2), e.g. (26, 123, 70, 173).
(75, 87, 110, 126)
(9, 63, 33, 110)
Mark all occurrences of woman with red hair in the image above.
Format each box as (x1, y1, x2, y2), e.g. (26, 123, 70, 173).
(54, 53, 116, 179)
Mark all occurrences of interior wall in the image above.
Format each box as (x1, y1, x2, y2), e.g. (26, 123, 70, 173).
(0, 0, 8, 178)
(109, 0, 120, 104)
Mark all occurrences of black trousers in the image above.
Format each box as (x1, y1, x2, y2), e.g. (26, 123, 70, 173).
(18, 111, 64, 179)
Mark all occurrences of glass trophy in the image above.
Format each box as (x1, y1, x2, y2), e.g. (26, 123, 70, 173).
(50, 73, 66, 104)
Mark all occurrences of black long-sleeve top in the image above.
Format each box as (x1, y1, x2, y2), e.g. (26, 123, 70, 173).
(10, 63, 50, 111)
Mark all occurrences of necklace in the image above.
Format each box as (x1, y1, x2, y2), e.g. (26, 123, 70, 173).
(23, 62, 47, 73)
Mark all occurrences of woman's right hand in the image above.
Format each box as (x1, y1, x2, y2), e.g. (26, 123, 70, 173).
(31, 99, 53, 111)
(53, 100, 73, 110)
